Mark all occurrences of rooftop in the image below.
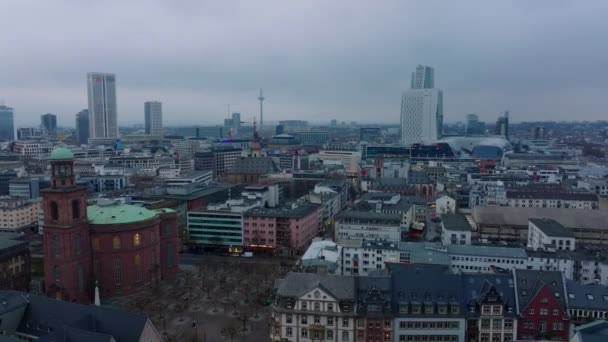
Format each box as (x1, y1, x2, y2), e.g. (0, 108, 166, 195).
(472, 206, 608, 231)
(441, 214, 472, 232)
(447, 244, 528, 259)
(274, 272, 355, 300)
(244, 203, 319, 219)
(566, 280, 608, 311)
(87, 201, 159, 225)
(529, 218, 575, 238)
(49, 147, 74, 160)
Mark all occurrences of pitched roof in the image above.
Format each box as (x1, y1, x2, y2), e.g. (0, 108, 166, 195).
(566, 280, 608, 311)
(529, 218, 575, 238)
(461, 274, 517, 318)
(274, 272, 355, 300)
(441, 214, 472, 232)
(574, 320, 608, 342)
(513, 269, 567, 313)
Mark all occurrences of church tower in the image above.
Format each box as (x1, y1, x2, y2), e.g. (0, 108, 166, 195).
(42, 147, 92, 303)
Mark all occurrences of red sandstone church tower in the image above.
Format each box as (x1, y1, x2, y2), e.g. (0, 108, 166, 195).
(42, 147, 93, 303)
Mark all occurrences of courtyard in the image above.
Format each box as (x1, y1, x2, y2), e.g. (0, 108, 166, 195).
(110, 255, 294, 342)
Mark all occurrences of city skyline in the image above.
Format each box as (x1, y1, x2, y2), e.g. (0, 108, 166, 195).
(1, 1, 608, 127)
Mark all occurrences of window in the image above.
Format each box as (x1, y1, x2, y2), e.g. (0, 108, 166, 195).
(482, 306, 491, 315)
(77, 264, 84, 292)
(302, 302, 308, 310)
(286, 327, 293, 336)
(342, 318, 349, 327)
(286, 314, 292, 324)
(492, 319, 502, 329)
(167, 243, 174, 268)
(74, 234, 81, 255)
(301, 328, 308, 338)
(553, 322, 563, 331)
(328, 303, 334, 312)
(53, 266, 60, 284)
(113, 258, 122, 286)
(481, 319, 490, 329)
(112, 236, 121, 249)
(52, 235, 61, 257)
(134, 254, 142, 283)
(50, 201, 59, 221)
(342, 331, 349, 341)
(133, 233, 141, 247)
(314, 302, 321, 311)
(72, 200, 80, 219)
(528, 308, 534, 315)
(539, 321, 546, 333)
(327, 330, 333, 340)
(327, 317, 334, 326)
(92, 238, 100, 250)
(553, 309, 559, 316)
(165, 224, 173, 236)
(504, 319, 514, 329)
(301, 315, 308, 324)
(492, 305, 502, 315)
(540, 308, 548, 316)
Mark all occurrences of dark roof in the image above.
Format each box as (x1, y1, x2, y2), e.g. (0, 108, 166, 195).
(461, 274, 517, 318)
(336, 210, 402, 223)
(441, 214, 471, 232)
(356, 275, 392, 317)
(407, 170, 431, 184)
(506, 191, 598, 201)
(513, 269, 567, 314)
(574, 320, 608, 342)
(529, 218, 575, 238)
(229, 157, 279, 174)
(0, 291, 150, 342)
(566, 280, 608, 310)
(274, 272, 355, 300)
(244, 204, 320, 219)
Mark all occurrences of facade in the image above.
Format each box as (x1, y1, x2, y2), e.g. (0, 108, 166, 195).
(75, 109, 89, 145)
(87, 72, 118, 142)
(506, 191, 598, 210)
(514, 270, 569, 341)
(527, 218, 576, 252)
(300, 130, 331, 145)
(0, 105, 15, 141)
(317, 150, 362, 177)
(0, 197, 40, 232)
(9, 177, 40, 199)
(272, 273, 356, 342)
(231, 112, 241, 135)
(144, 101, 163, 137)
(441, 214, 472, 246)
(40, 113, 57, 136)
(42, 148, 179, 303)
(243, 203, 321, 256)
(0, 235, 30, 291)
(447, 245, 528, 274)
(13, 141, 53, 159)
(565, 280, 608, 323)
(400, 65, 443, 146)
(335, 211, 403, 243)
(16, 127, 43, 140)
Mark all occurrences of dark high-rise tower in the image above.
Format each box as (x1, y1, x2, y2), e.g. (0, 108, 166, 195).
(0, 105, 15, 141)
(41, 113, 57, 136)
(75, 109, 89, 145)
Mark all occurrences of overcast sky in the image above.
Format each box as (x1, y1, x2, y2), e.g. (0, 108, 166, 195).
(1, 1, 607, 128)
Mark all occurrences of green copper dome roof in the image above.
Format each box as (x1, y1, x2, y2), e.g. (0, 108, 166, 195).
(87, 201, 159, 225)
(50, 147, 74, 160)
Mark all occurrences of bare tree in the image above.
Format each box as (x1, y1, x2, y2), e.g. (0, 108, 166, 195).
(220, 323, 239, 342)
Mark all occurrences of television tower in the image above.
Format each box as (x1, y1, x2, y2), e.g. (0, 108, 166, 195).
(258, 88, 265, 127)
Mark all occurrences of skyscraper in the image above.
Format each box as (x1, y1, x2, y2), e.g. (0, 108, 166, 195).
(75, 109, 89, 145)
(144, 101, 163, 137)
(231, 112, 241, 135)
(0, 105, 15, 141)
(495, 111, 509, 139)
(466, 113, 485, 135)
(87, 72, 118, 142)
(40, 113, 57, 136)
(400, 65, 443, 145)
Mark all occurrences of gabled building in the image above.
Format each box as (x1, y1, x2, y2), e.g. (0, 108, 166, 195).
(356, 275, 393, 342)
(462, 274, 517, 342)
(272, 272, 357, 342)
(513, 269, 570, 341)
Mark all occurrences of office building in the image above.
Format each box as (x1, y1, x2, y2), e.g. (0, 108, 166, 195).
(40, 113, 57, 136)
(231, 112, 241, 135)
(87, 72, 118, 142)
(75, 109, 89, 145)
(144, 101, 163, 137)
(0, 105, 15, 141)
(16, 127, 43, 140)
(400, 65, 443, 145)
(495, 111, 509, 138)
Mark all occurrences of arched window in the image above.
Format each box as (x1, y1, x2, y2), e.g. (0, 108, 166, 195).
(77, 264, 84, 292)
(52, 235, 61, 257)
(74, 234, 81, 255)
(314, 302, 321, 311)
(72, 200, 80, 219)
(53, 266, 61, 285)
(134, 254, 142, 283)
(50, 201, 59, 221)
(133, 233, 141, 247)
(342, 331, 349, 341)
(113, 258, 122, 286)
(112, 236, 121, 249)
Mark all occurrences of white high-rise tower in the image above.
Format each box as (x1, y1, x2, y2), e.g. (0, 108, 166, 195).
(87, 72, 118, 143)
(400, 65, 443, 145)
(258, 89, 265, 127)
